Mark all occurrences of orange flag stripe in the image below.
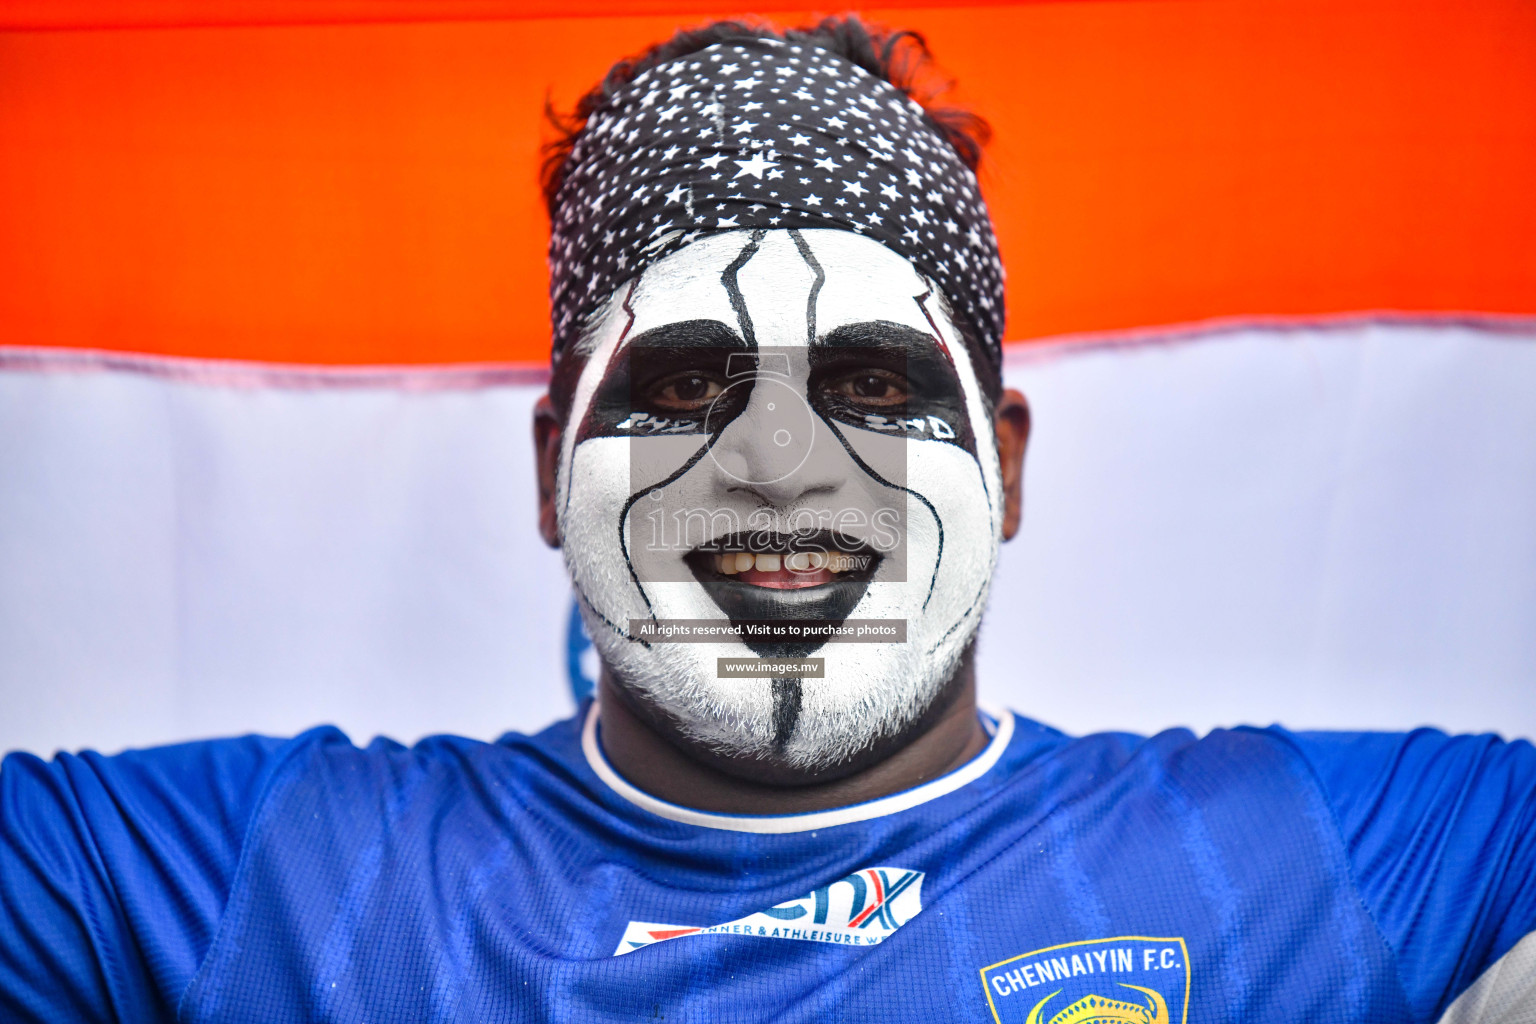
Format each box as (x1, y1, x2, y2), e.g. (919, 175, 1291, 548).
(0, 0, 1094, 31)
(1, 0, 1533, 366)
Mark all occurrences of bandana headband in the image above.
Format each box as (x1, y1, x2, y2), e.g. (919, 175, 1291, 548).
(548, 38, 1005, 363)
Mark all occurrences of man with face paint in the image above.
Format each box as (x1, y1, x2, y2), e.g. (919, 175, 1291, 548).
(536, 22, 1028, 810)
(2, 18, 1534, 1024)
(544, 228, 1024, 800)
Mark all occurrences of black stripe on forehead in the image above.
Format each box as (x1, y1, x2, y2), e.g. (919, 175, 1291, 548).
(789, 228, 825, 346)
(721, 229, 767, 346)
(915, 288, 1002, 407)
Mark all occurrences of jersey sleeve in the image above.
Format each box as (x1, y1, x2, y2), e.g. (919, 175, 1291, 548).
(1282, 727, 1536, 1021)
(0, 734, 289, 1023)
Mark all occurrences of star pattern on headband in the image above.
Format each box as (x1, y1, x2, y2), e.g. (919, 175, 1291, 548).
(549, 39, 1005, 360)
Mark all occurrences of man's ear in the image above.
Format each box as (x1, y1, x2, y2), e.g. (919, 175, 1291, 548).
(533, 395, 563, 548)
(995, 388, 1031, 541)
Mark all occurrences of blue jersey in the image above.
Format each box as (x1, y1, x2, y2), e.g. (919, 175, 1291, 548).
(2, 705, 1533, 1022)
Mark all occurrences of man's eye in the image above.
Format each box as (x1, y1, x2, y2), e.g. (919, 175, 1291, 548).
(828, 370, 907, 407)
(648, 373, 725, 411)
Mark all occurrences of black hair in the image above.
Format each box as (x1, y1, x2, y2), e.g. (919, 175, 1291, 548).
(543, 15, 1001, 420)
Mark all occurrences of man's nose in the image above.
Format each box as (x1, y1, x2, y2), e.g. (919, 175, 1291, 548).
(709, 381, 842, 505)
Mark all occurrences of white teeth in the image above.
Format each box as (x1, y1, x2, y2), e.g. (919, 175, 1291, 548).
(713, 549, 852, 574)
(785, 550, 829, 573)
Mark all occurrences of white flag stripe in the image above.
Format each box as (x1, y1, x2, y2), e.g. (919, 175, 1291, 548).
(985, 320, 1536, 739)
(1, 319, 1533, 757)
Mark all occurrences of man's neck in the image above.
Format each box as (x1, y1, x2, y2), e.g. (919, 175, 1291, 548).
(593, 667, 990, 816)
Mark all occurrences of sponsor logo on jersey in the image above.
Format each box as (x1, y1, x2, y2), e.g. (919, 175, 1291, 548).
(613, 865, 924, 956)
(979, 936, 1190, 1024)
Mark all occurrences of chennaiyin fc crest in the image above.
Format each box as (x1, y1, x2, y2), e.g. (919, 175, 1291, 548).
(980, 937, 1191, 1024)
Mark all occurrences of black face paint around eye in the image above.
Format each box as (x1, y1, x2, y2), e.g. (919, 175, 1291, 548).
(577, 320, 753, 443)
(809, 321, 978, 457)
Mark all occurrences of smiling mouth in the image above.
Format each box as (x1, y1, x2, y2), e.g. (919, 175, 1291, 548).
(685, 532, 880, 590)
(683, 532, 877, 655)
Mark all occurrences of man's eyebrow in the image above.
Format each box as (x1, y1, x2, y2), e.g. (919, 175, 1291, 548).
(817, 321, 939, 355)
(626, 319, 747, 350)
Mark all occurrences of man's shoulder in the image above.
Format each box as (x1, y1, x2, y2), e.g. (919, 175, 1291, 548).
(0, 706, 596, 848)
(2, 729, 302, 841)
(1003, 713, 1317, 794)
(231, 708, 594, 835)
(993, 714, 1528, 851)
(1018, 714, 1533, 794)
(195, 704, 587, 771)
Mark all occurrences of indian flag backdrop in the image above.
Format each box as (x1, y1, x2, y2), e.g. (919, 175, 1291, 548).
(2, 0, 1534, 755)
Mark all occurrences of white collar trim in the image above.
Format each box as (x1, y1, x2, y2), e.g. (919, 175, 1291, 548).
(581, 701, 1015, 834)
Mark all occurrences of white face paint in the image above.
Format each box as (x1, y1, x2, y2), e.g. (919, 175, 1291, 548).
(558, 229, 1002, 770)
